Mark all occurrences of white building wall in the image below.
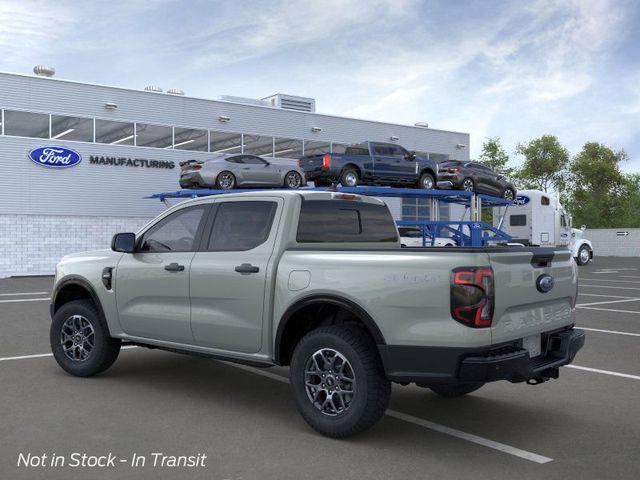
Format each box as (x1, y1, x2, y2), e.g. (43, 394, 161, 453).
(583, 228, 640, 257)
(0, 214, 152, 277)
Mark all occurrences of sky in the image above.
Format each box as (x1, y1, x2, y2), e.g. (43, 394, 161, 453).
(1, 0, 639, 171)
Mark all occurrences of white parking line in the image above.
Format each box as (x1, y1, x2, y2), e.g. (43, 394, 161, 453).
(581, 278, 640, 284)
(577, 298, 640, 307)
(620, 275, 640, 279)
(580, 327, 640, 337)
(0, 353, 53, 362)
(580, 284, 640, 291)
(578, 293, 637, 299)
(0, 297, 51, 304)
(566, 365, 640, 381)
(0, 346, 137, 362)
(0, 292, 49, 297)
(224, 362, 553, 464)
(577, 306, 640, 314)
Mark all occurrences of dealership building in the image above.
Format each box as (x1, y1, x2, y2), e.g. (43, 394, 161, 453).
(0, 69, 470, 278)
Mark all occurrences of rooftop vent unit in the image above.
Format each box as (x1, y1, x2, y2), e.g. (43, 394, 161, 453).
(262, 94, 316, 112)
(144, 85, 163, 93)
(167, 88, 185, 96)
(33, 65, 55, 77)
(219, 95, 270, 107)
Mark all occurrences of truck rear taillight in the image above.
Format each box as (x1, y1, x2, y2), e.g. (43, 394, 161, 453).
(450, 266, 494, 328)
(322, 153, 331, 168)
(192, 165, 202, 170)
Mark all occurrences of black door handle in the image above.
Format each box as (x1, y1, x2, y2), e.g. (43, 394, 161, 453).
(235, 263, 260, 274)
(164, 262, 185, 272)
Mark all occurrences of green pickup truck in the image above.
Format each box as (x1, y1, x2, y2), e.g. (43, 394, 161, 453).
(49, 190, 584, 437)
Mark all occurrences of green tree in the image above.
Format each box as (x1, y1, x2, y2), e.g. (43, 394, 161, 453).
(567, 142, 635, 228)
(514, 135, 569, 192)
(478, 137, 514, 177)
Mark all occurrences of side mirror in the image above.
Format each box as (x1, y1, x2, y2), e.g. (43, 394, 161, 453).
(581, 225, 586, 231)
(111, 232, 136, 253)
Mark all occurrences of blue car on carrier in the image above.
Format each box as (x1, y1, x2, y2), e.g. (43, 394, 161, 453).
(298, 141, 439, 189)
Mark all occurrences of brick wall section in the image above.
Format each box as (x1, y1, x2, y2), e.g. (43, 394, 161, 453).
(583, 228, 640, 257)
(0, 215, 152, 278)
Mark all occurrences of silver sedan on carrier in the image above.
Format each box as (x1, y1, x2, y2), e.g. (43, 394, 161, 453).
(179, 154, 307, 190)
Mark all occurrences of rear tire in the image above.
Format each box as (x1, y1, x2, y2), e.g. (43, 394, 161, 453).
(462, 178, 475, 192)
(50, 300, 121, 377)
(340, 168, 359, 187)
(418, 172, 435, 189)
(502, 187, 515, 200)
(290, 325, 391, 438)
(429, 382, 484, 398)
(215, 171, 236, 190)
(284, 171, 303, 189)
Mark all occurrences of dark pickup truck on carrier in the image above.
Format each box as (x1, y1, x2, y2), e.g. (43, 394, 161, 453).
(299, 141, 439, 189)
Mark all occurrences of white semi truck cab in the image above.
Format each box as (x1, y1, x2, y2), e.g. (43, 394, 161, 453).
(494, 189, 594, 265)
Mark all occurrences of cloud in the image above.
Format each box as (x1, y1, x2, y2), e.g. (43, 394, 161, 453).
(0, 0, 74, 69)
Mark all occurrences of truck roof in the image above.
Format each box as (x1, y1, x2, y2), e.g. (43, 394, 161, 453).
(171, 189, 388, 208)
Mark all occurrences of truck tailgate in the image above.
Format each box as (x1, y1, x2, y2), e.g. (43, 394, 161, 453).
(489, 248, 576, 345)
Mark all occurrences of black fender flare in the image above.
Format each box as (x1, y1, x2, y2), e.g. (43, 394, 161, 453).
(274, 294, 386, 365)
(51, 275, 106, 322)
(419, 167, 436, 180)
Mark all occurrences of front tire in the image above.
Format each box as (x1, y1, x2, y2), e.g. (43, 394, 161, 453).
(429, 382, 484, 398)
(50, 300, 121, 377)
(576, 245, 592, 265)
(418, 172, 435, 189)
(290, 325, 391, 438)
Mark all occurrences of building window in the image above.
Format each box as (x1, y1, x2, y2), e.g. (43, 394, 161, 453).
(51, 115, 93, 142)
(303, 140, 331, 156)
(135, 123, 172, 149)
(173, 127, 208, 151)
(3, 110, 49, 138)
(243, 134, 274, 156)
(274, 137, 303, 158)
(331, 143, 348, 154)
(95, 119, 135, 145)
(210, 131, 242, 154)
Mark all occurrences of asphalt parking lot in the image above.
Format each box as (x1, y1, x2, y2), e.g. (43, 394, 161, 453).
(1, 257, 639, 480)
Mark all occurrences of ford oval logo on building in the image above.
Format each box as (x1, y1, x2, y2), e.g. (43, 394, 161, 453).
(536, 274, 554, 293)
(28, 146, 82, 168)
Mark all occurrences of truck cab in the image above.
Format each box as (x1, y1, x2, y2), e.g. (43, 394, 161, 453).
(495, 189, 593, 264)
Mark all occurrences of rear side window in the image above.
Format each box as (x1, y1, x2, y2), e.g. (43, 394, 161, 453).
(345, 147, 369, 156)
(510, 215, 527, 226)
(208, 201, 277, 251)
(297, 200, 398, 243)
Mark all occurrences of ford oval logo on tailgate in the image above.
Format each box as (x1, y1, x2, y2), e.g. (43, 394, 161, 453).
(28, 146, 82, 168)
(536, 274, 554, 293)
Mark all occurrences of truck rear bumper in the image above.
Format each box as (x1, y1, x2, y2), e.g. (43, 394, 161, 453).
(379, 327, 585, 385)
